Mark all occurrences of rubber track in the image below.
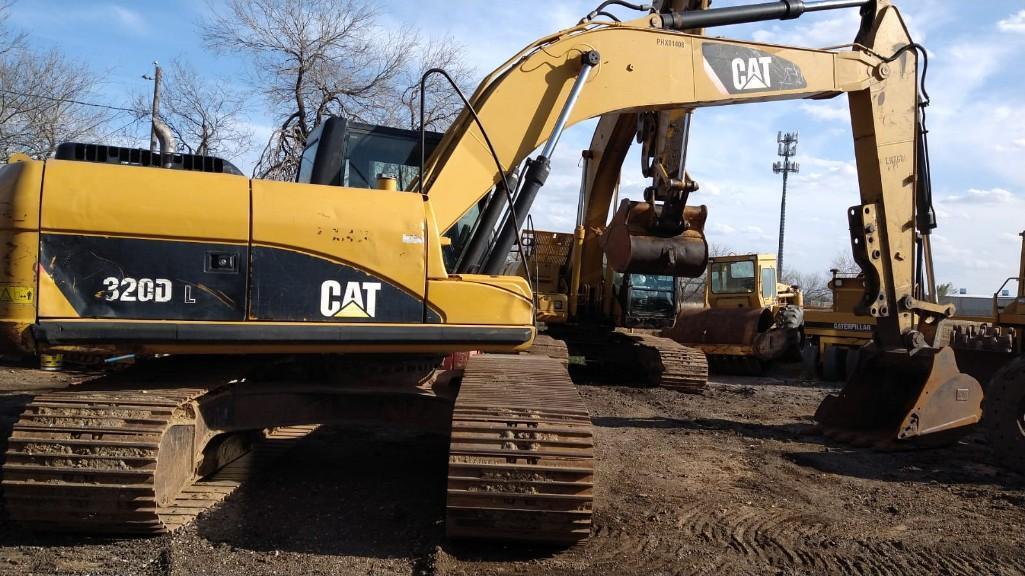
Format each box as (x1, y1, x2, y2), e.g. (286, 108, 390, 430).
(446, 354, 593, 544)
(628, 333, 709, 393)
(2, 388, 315, 534)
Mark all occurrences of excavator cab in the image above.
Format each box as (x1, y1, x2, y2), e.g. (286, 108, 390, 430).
(707, 255, 802, 311)
(296, 117, 481, 268)
(707, 255, 763, 309)
(612, 272, 678, 328)
(296, 116, 443, 190)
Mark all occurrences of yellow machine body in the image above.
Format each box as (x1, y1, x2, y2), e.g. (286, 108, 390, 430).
(0, 158, 535, 357)
(801, 271, 876, 380)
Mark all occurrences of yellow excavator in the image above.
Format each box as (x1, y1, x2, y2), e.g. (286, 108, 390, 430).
(950, 231, 1025, 472)
(0, 0, 985, 544)
(664, 253, 804, 374)
(505, 108, 711, 393)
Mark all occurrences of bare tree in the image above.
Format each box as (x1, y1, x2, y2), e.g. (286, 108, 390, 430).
(783, 268, 831, 306)
(936, 282, 956, 299)
(395, 36, 475, 131)
(830, 249, 860, 274)
(0, 1, 115, 160)
(203, 0, 409, 179)
(132, 60, 252, 160)
(202, 0, 474, 180)
(0, 47, 111, 160)
(0, 1, 24, 57)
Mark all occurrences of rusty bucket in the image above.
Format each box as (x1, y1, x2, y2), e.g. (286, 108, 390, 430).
(601, 200, 708, 277)
(815, 345, 983, 446)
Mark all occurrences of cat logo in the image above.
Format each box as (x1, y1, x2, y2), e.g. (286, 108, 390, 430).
(320, 280, 381, 318)
(731, 56, 773, 90)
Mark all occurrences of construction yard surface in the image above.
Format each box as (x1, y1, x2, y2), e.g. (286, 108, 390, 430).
(0, 363, 1023, 576)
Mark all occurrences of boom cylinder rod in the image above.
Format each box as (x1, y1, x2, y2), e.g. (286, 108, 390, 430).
(456, 171, 520, 273)
(921, 234, 936, 302)
(541, 54, 597, 159)
(482, 51, 600, 275)
(569, 150, 593, 317)
(661, 0, 869, 30)
(1019, 232, 1025, 298)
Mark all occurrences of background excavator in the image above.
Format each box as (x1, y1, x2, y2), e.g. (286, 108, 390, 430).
(0, 0, 988, 545)
(949, 231, 1025, 472)
(505, 108, 711, 393)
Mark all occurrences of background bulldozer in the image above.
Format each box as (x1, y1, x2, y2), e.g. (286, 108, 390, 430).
(802, 270, 876, 381)
(663, 253, 803, 374)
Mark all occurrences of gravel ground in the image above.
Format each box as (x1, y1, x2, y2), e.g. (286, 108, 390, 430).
(0, 361, 1023, 576)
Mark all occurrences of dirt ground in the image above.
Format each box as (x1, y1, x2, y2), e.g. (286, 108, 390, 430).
(0, 361, 1023, 576)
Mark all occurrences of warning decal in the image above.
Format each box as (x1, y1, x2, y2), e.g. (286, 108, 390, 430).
(0, 286, 33, 304)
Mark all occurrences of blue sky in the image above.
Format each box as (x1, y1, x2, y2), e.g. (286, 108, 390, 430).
(10, 1, 1025, 293)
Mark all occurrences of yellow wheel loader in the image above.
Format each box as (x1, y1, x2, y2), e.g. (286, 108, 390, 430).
(0, 0, 982, 543)
(663, 253, 803, 374)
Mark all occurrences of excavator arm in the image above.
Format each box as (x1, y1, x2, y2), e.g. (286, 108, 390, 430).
(426, 0, 982, 442)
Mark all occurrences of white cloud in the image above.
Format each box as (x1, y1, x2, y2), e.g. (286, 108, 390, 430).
(710, 222, 737, 235)
(699, 180, 722, 196)
(798, 101, 848, 123)
(942, 187, 1018, 205)
(740, 225, 772, 242)
(751, 11, 860, 48)
(111, 6, 147, 34)
(998, 9, 1025, 33)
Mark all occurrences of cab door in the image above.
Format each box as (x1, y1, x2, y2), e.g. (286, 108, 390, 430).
(249, 180, 429, 324)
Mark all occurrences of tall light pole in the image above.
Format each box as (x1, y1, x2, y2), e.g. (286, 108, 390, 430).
(772, 131, 799, 279)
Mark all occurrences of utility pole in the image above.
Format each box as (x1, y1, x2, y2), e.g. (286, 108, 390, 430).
(142, 62, 162, 154)
(772, 131, 799, 278)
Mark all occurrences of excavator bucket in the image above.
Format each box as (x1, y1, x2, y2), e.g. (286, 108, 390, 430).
(815, 345, 983, 446)
(663, 307, 797, 374)
(602, 200, 708, 277)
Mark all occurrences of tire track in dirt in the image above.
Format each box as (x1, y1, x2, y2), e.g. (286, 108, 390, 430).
(585, 499, 1025, 576)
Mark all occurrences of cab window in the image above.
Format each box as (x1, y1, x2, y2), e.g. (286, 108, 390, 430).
(761, 267, 777, 300)
(710, 260, 756, 294)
